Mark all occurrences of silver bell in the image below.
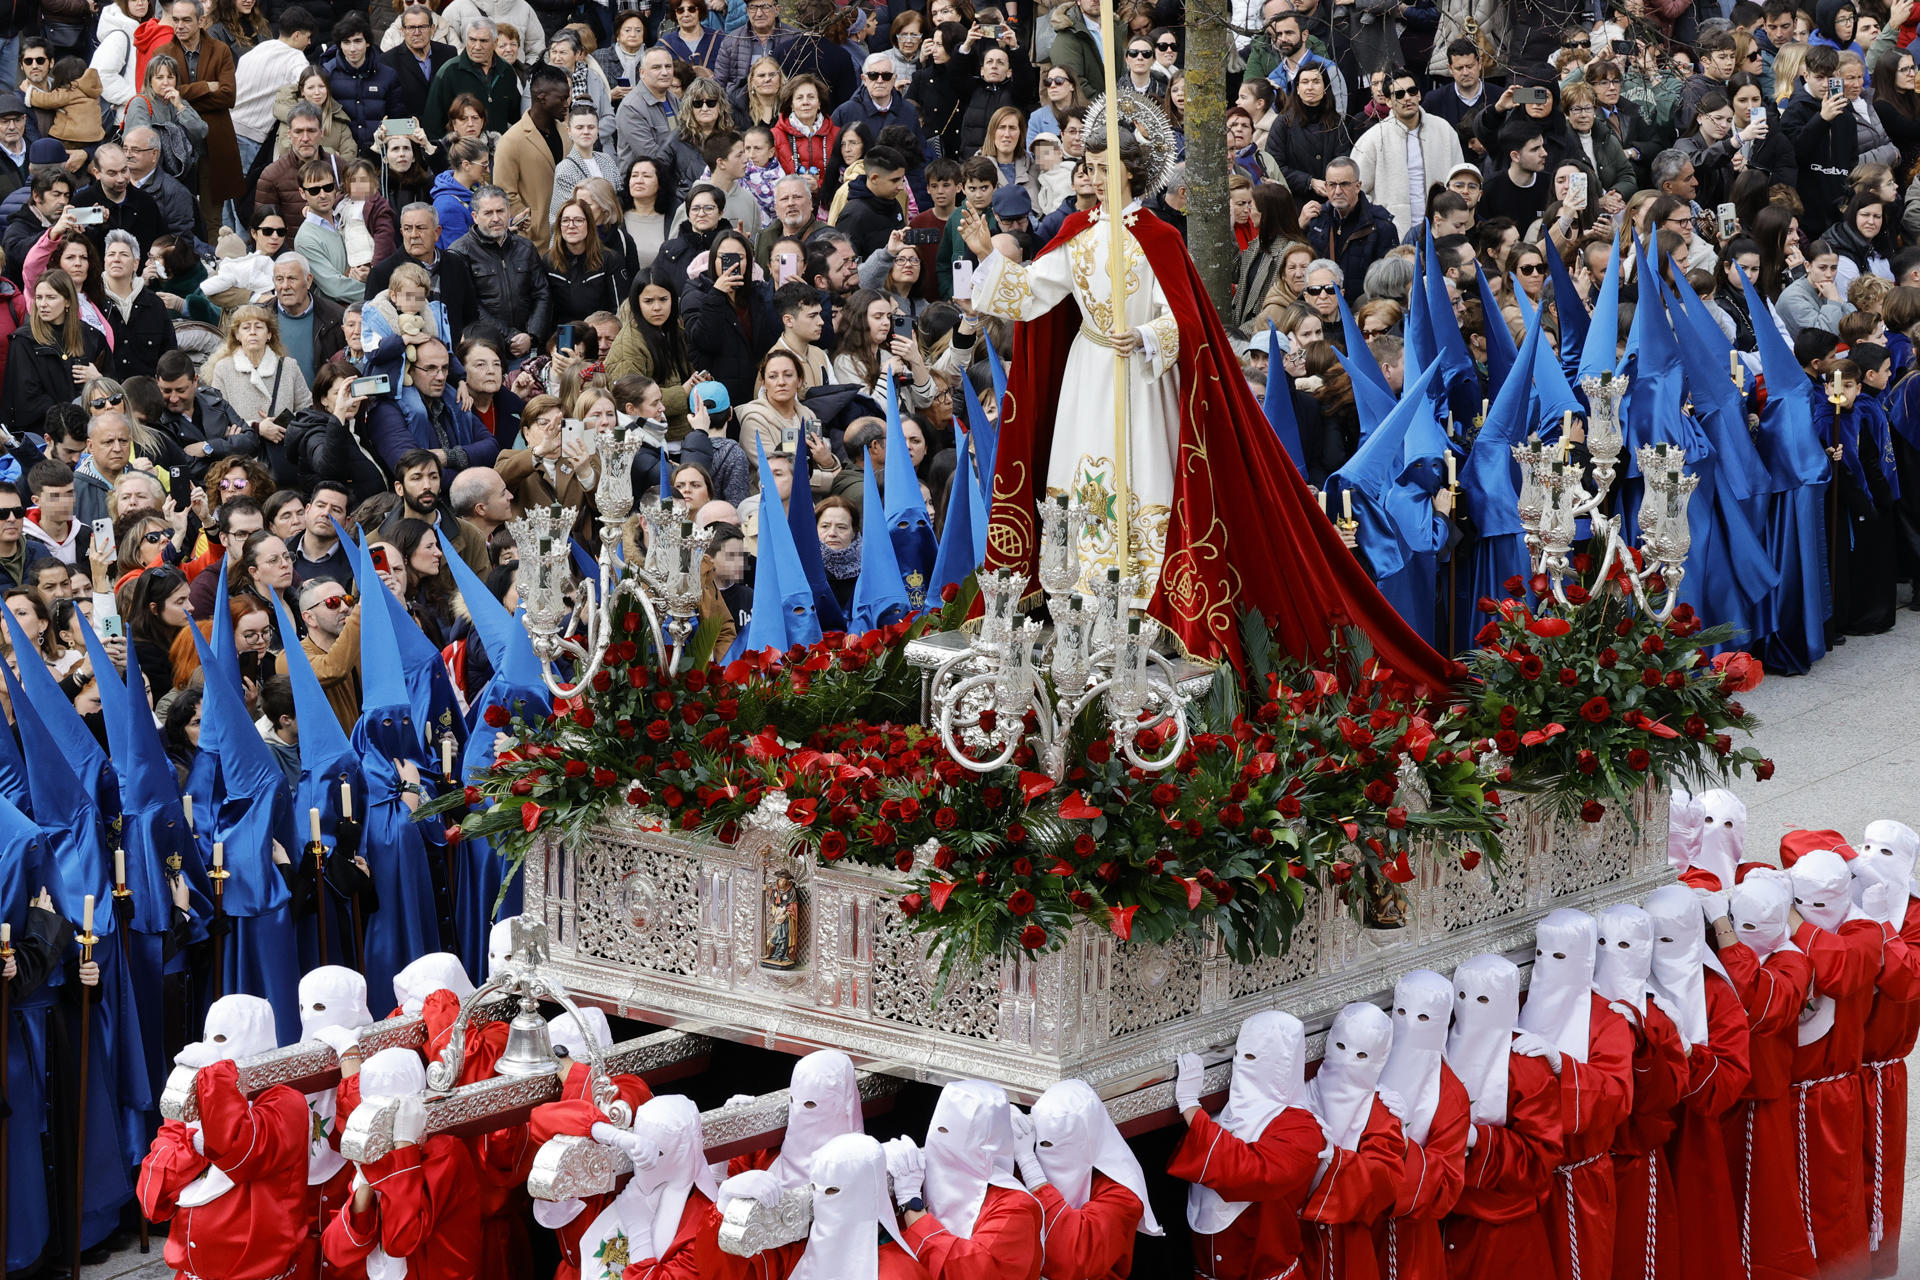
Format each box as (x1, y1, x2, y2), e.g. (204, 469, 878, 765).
(494, 998, 556, 1077)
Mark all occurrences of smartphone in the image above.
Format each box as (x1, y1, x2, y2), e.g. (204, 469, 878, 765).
(903, 226, 942, 246)
(370, 545, 392, 574)
(71, 205, 106, 226)
(1717, 201, 1737, 237)
(555, 324, 577, 354)
(90, 516, 112, 548)
(383, 117, 415, 136)
(616, 74, 630, 87)
(890, 311, 915, 341)
(349, 374, 390, 397)
(774, 251, 798, 284)
(563, 419, 587, 453)
(1512, 86, 1551, 106)
(979, 21, 1004, 36)
(719, 251, 745, 277)
(1567, 171, 1587, 209)
(1750, 105, 1766, 125)
(1830, 77, 1845, 98)
(238, 651, 262, 684)
(273, 407, 296, 427)
(953, 260, 976, 302)
(98, 612, 123, 640)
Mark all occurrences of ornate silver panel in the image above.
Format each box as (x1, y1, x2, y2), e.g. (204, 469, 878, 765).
(717, 1185, 815, 1257)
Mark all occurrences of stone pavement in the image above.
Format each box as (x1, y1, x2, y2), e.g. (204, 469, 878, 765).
(76, 618, 1920, 1279)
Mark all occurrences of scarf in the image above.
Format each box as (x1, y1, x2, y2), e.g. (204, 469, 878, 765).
(232, 346, 281, 404)
(820, 535, 862, 579)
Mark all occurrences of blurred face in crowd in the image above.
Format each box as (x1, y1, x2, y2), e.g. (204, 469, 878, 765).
(1840, 61, 1865, 100)
(1450, 50, 1481, 93)
(167, 0, 199, 44)
(567, 110, 598, 155)
(94, 146, 131, 201)
(158, 580, 190, 628)
(1291, 311, 1324, 346)
(1225, 114, 1252, 150)
(0, 109, 23, 151)
(580, 393, 617, 434)
(820, 239, 857, 291)
(473, 194, 510, 238)
(450, 104, 486, 138)
(1697, 104, 1734, 143)
(1389, 74, 1421, 125)
(631, 160, 662, 210)
(400, 206, 438, 260)
(710, 535, 745, 586)
(761, 354, 799, 404)
(1511, 135, 1547, 174)
(1324, 162, 1359, 213)
(1229, 182, 1254, 225)
(274, 258, 312, 312)
(464, 343, 503, 395)
(642, 49, 675, 96)
(234, 609, 272, 654)
(1303, 266, 1339, 317)
(103, 237, 137, 284)
(17, 46, 47, 87)
(816, 504, 854, 548)
(789, 80, 820, 123)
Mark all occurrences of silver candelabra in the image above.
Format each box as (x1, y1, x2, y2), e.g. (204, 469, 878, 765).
(509, 430, 712, 699)
(1514, 371, 1698, 620)
(928, 494, 1190, 782)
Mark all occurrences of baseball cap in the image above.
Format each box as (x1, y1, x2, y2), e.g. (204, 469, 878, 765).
(991, 185, 1032, 220)
(693, 380, 731, 414)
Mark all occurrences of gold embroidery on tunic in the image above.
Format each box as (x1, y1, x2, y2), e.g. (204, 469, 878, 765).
(1068, 226, 1146, 333)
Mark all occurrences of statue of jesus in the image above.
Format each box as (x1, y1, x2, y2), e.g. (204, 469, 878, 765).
(963, 95, 1453, 690)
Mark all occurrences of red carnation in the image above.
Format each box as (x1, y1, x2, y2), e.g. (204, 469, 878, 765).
(1007, 889, 1037, 916)
(1579, 696, 1611, 723)
(1580, 800, 1606, 823)
(1020, 924, 1049, 950)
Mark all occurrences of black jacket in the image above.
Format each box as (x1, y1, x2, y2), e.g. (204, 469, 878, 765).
(956, 68, 1036, 159)
(283, 406, 389, 505)
(1782, 86, 1860, 237)
(2, 325, 112, 435)
(545, 246, 629, 329)
(834, 176, 906, 261)
(0, 204, 50, 287)
(447, 227, 552, 342)
(103, 285, 174, 379)
(650, 218, 724, 301)
(908, 58, 968, 159)
(1266, 114, 1354, 202)
(381, 40, 458, 123)
(73, 182, 169, 257)
(161, 385, 256, 484)
(1305, 194, 1399, 294)
(680, 273, 777, 410)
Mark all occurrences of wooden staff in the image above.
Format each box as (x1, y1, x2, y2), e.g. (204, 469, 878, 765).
(307, 809, 328, 969)
(1444, 451, 1461, 657)
(109, 853, 148, 1255)
(0, 921, 12, 1271)
(69, 897, 96, 1280)
(209, 844, 229, 1001)
(341, 782, 366, 973)
(1097, 0, 1130, 582)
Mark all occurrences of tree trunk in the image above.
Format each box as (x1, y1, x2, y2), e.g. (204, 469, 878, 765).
(1182, 11, 1235, 315)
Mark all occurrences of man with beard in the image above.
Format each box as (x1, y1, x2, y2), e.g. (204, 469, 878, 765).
(382, 448, 489, 575)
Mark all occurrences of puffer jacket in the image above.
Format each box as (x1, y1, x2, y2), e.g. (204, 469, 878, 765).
(772, 113, 839, 183)
(325, 50, 400, 151)
(283, 406, 390, 504)
(447, 227, 552, 341)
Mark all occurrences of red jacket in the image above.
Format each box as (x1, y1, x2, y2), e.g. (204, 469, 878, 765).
(1166, 1106, 1323, 1280)
(322, 1137, 482, 1280)
(618, 1190, 716, 1280)
(1033, 1174, 1143, 1280)
(138, 1059, 312, 1280)
(1441, 1053, 1563, 1279)
(524, 1063, 656, 1280)
(1542, 995, 1634, 1280)
(1608, 999, 1689, 1280)
(1664, 970, 1751, 1280)
(899, 1184, 1044, 1280)
(771, 115, 840, 182)
(1372, 1065, 1469, 1280)
(1300, 1099, 1405, 1280)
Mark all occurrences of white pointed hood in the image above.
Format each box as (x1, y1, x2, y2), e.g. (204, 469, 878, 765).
(391, 952, 475, 1018)
(1592, 903, 1656, 1016)
(1644, 884, 1722, 1048)
(1692, 788, 1748, 891)
(1031, 1079, 1162, 1235)
(1730, 869, 1801, 960)
(1447, 954, 1520, 1126)
(579, 1096, 717, 1275)
(790, 1133, 914, 1280)
(550, 1007, 613, 1063)
(1306, 1002, 1392, 1155)
(1518, 908, 1596, 1062)
(1669, 785, 1704, 874)
(174, 994, 280, 1207)
(1790, 850, 1855, 1045)
(1187, 1011, 1316, 1235)
(1378, 969, 1451, 1145)
(770, 1050, 863, 1191)
(923, 1080, 1029, 1240)
(299, 966, 373, 1186)
(1855, 819, 1919, 915)
(488, 916, 519, 977)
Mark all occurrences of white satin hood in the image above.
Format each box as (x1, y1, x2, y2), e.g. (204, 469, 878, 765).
(1306, 1002, 1392, 1153)
(360, 1046, 428, 1101)
(550, 1007, 613, 1062)
(1856, 819, 1919, 912)
(770, 1050, 863, 1191)
(1669, 785, 1704, 874)
(923, 1080, 1028, 1240)
(1644, 884, 1722, 1048)
(301, 966, 373, 1041)
(1031, 1079, 1162, 1235)
(1519, 909, 1596, 1063)
(1791, 848, 1856, 932)
(1693, 788, 1748, 890)
(1188, 1011, 1315, 1235)
(488, 916, 519, 977)
(1593, 904, 1655, 1015)
(579, 1096, 717, 1273)
(392, 952, 475, 1017)
(1378, 969, 1451, 1145)
(1447, 954, 1519, 1126)
(791, 1133, 913, 1280)
(177, 994, 279, 1068)
(1731, 870, 1800, 959)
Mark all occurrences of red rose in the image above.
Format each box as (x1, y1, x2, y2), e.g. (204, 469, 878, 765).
(1085, 737, 1112, 764)
(1504, 575, 1526, 597)
(1476, 621, 1502, 646)
(1495, 729, 1521, 755)
(1498, 705, 1518, 729)
(869, 821, 897, 847)
(646, 719, 671, 742)
(1580, 800, 1606, 823)
(591, 670, 612, 693)
(1073, 833, 1096, 858)
(1580, 696, 1611, 723)
(1640, 668, 1661, 688)
(1558, 667, 1578, 686)
(1012, 858, 1034, 878)
(1477, 596, 1500, 614)
(1640, 634, 1665, 655)
(650, 690, 674, 713)
(660, 785, 684, 808)
(622, 611, 643, 633)
(894, 850, 915, 872)
(1364, 778, 1396, 806)
(1756, 758, 1776, 780)
(484, 705, 510, 728)
(1576, 749, 1598, 774)
(1151, 783, 1180, 807)
(1529, 573, 1551, 596)
(593, 768, 617, 787)
(1385, 806, 1408, 829)
(1330, 861, 1354, 884)
(1276, 794, 1302, 819)
(941, 582, 960, 604)
(564, 759, 587, 778)
(1713, 734, 1732, 756)
(1565, 583, 1590, 605)
(933, 806, 959, 830)
(615, 719, 636, 739)
(463, 786, 481, 806)
(819, 831, 848, 859)
(1711, 650, 1766, 692)
(715, 698, 739, 721)
(1070, 890, 1093, 910)
(510, 779, 532, 796)
(1007, 889, 1037, 916)
(981, 786, 1006, 809)
(683, 669, 707, 693)
(1220, 804, 1245, 828)
(1020, 924, 1049, 950)
(1520, 655, 1544, 680)
(1598, 647, 1618, 668)
(1627, 748, 1651, 771)
(572, 706, 595, 728)
(900, 892, 924, 917)
(1685, 715, 1708, 739)
(1460, 849, 1483, 871)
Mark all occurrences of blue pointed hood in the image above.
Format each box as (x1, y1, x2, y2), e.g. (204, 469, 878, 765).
(76, 611, 129, 766)
(962, 364, 999, 492)
(2, 607, 113, 812)
(965, 430, 988, 565)
(881, 374, 936, 608)
(347, 536, 425, 760)
(1404, 241, 1436, 377)
(1332, 358, 1446, 582)
(440, 534, 545, 693)
(783, 433, 848, 632)
(1542, 232, 1590, 382)
(1669, 266, 1772, 501)
(849, 449, 911, 633)
(753, 434, 822, 644)
(1577, 231, 1623, 385)
(1474, 266, 1518, 399)
(1624, 254, 1691, 458)
(1263, 323, 1307, 471)
(210, 556, 234, 665)
(1742, 265, 1828, 487)
(96, 614, 190, 934)
(0, 653, 106, 923)
(271, 592, 366, 828)
(1335, 288, 1390, 396)
(189, 623, 292, 918)
(350, 532, 464, 754)
(0, 695, 29, 817)
(1464, 310, 1550, 541)
(929, 428, 980, 600)
(1339, 345, 1400, 439)
(985, 339, 1008, 425)
(1422, 226, 1478, 422)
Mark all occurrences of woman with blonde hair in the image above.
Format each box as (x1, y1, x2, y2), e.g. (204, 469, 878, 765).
(4, 269, 109, 436)
(1256, 242, 1316, 329)
(735, 55, 785, 130)
(978, 104, 1033, 198)
(272, 63, 356, 158)
(121, 52, 206, 145)
(669, 75, 732, 206)
(1771, 42, 1809, 105)
(200, 304, 312, 425)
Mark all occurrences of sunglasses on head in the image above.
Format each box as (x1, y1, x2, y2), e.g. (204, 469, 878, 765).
(90, 392, 124, 409)
(1303, 284, 1337, 296)
(302, 182, 336, 195)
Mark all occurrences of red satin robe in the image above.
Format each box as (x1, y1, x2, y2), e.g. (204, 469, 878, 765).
(1033, 1174, 1144, 1280)
(1607, 1000, 1688, 1280)
(1301, 1099, 1406, 1280)
(1718, 939, 1818, 1280)
(1371, 1066, 1469, 1280)
(705, 1232, 933, 1280)
(1440, 1053, 1563, 1280)
(1863, 897, 1920, 1278)
(1662, 971, 1751, 1280)
(321, 1137, 483, 1280)
(524, 1064, 655, 1280)
(1787, 919, 1881, 1280)
(1678, 864, 1769, 893)
(416, 991, 519, 1280)
(899, 1184, 1045, 1280)
(1541, 995, 1635, 1280)
(614, 1189, 715, 1280)
(1165, 1106, 1323, 1280)
(137, 1059, 312, 1280)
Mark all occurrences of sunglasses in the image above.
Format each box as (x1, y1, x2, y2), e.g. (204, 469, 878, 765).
(90, 392, 124, 409)
(143, 529, 171, 545)
(1045, 75, 1070, 86)
(689, 98, 720, 107)
(1389, 85, 1419, 98)
(257, 223, 287, 235)
(1303, 284, 1338, 296)
(305, 593, 346, 610)
(1126, 47, 1152, 57)
(0, 509, 22, 520)
(1516, 262, 1547, 275)
(302, 182, 336, 195)
(1362, 326, 1390, 339)
(1155, 40, 1176, 49)
(864, 70, 893, 80)
(218, 476, 251, 491)
(19, 56, 44, 65)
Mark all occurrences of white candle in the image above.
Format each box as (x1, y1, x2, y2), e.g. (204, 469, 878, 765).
(1317, 489, 1327, 515)
(82, 894, 93, 936)
(441, 734, 454, 777)
(3, 922, 12, 948)
(1446, 452, 1457, 489)
(310, 808, 322, 844)
(341, 781, 352, 821)
(1730, 350, 1741, 382)
(212, 842, 223, 871)
(1341, 490, 1353, 521)
(114, 847, 124, 889)
(182, 794, 193, 831)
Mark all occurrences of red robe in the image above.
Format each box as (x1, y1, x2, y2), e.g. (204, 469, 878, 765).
(1863, 897, 1920, 1278)
(1787, 919, 1881, 1280)
(137, 1059, 312, 1280)
(898, 1184, 1045, 1280)
(982, 205, 1455, 691)
(321, 1136, 483, 1280)
(614, 1189, 715, 1280)
(418, 991, 518, 1280)
(1662, 971, 1751, 1280)
(1440, 1053, 1563, 1280)
(705, 1232, 932, 1280)
(1372, 1066, 1469, 1280)
(1542, 995, 1635, 1280)
(1165, 1106, 1323, 1280)
(524, 1064, 655, 1280)
(1606, 1001, 1688, 1280)
(1301, 1099, 1406, 1280)
(1033, 1174, 1143, 1280)
(1677, 864, 1769, 893)
(1718, 939, 1818, 1280)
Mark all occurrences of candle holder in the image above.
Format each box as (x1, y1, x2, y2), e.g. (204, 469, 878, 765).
(1512, 371, 1695, 620)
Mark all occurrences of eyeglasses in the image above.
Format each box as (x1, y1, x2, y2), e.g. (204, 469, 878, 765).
(1303, 283, 1338, 296)
(1127, 47, 1152, 58)
(1515, 261, 1547, 275)
(304, 594, 346, 611)
(302, 182, 337, 195)
(864, 70, 893, 80)
(1155, 39, 1177, 49)
(142, 529, 171, 545)
(1389, 85, 1419, 98)
(1362, 326, 1390, 339)
(89, 392, 123, 409)
(1663, 213, 1692, 227)
(257, 223, 286, 235)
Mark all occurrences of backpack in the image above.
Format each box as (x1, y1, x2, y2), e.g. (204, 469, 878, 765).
(129, 95, 194, 177)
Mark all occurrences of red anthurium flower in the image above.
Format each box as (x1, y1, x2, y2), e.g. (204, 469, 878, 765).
(1018, 770, 1055, 801)
(520, 801, 546, 832)
(1108, 904, 1139, 939)
(1059, 791, 1102, 821)
(1384, 851, 1414, 883)
(928, 880, 958, 912)
(1526, 617, 1572, 638)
